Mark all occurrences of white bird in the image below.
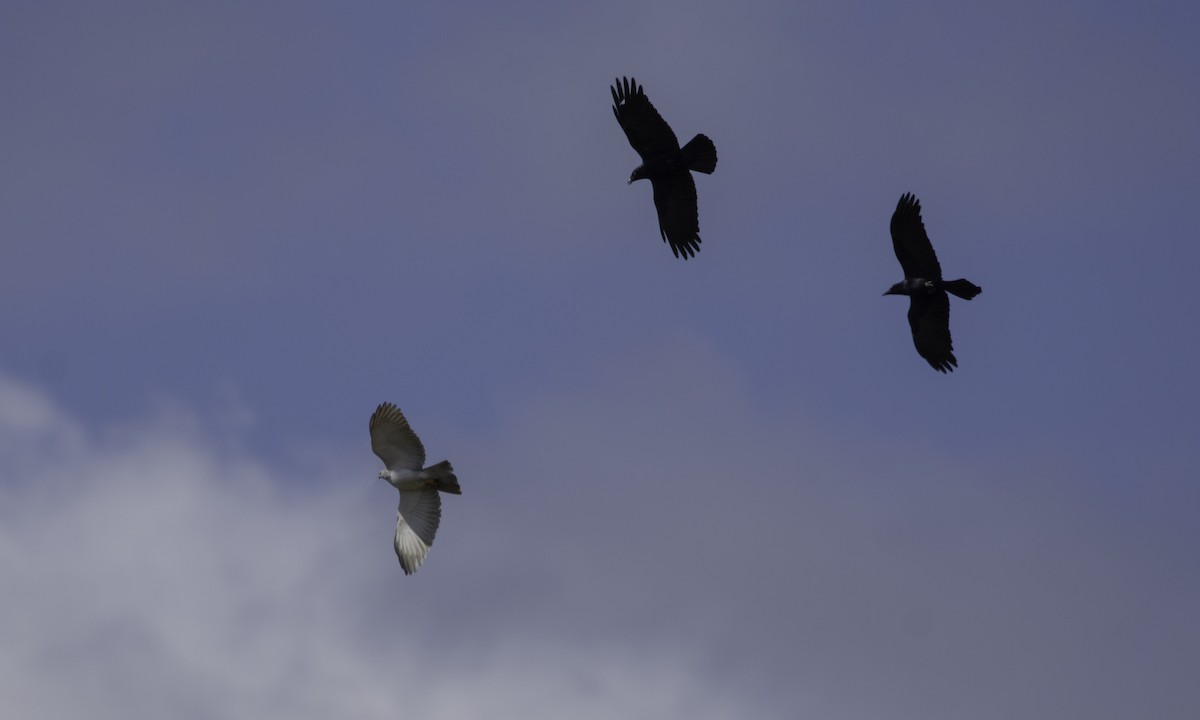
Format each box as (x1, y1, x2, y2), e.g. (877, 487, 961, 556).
(369, 402, 461, 574)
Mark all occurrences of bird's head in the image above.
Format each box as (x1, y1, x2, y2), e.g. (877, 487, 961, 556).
(377, 469, 391, 481)
(883, 281, 907, 296)
(628, 165, 648, 184)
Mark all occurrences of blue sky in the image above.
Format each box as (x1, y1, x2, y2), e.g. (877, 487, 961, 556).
(2, 1, 1198, 718)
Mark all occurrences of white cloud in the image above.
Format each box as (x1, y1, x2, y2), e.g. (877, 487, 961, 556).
(2, 344, 1198, 720)
(0, 369, 758, 720)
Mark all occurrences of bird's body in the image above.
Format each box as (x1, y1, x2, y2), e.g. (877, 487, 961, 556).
(611, 76, 717, 259)
(884, 193, 982, 372)
(369, 402, 461, 575)
(379, 465, 450, 492)
(889, 278, 938, 295)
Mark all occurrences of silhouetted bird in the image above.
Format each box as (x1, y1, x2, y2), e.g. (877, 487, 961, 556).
(884, 193, 982, 372)
(611, 76, 717, 259)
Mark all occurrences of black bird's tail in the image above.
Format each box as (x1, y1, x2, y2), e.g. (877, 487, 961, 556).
(681, 134, 717, 174)
(944, 279, 982, 300)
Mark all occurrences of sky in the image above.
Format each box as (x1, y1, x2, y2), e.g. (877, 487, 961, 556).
(1, 1, 1198, 718)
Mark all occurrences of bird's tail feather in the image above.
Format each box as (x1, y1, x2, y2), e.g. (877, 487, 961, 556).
(426, 460, 461, 494)
(681, 134, 717, 174)
(944, 279, 982, 300)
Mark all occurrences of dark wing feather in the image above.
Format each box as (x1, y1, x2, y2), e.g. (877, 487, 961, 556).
(908, 293, 957, 372)
(890, 193, 943, 280)
(651, 172, 701, 259)
(611, 76, 680, 162)
(369, 402, 426, 471)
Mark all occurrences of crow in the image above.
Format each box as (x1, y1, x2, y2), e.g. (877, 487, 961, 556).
(884, 193, 982, 372)
(611, 77, 717, 259)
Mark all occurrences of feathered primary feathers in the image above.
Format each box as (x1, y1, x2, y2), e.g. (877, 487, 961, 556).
(889, 192, 944, 283)
(611, 76, 717, 259)
(369, 402, 461, 575)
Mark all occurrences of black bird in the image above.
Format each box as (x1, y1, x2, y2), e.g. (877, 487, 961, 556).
(884, 193, 982, 372)
(611, 77, 717, 259)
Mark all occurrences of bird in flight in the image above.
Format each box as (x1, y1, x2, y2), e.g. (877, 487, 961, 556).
(884, 193, 982, 372)
(611, 76, 717, 259)
(369, 402, 461, 574)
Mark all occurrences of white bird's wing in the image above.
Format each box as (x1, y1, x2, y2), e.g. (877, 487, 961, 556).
(394, 488, 442, 575)
(369, 402, 426, 471)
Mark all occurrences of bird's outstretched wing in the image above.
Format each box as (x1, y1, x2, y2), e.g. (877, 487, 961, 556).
(652, 173, 701, 259)
(908, 294, 957, 372)
(369, 402, 426, 471)
(611, 76, 680, 162)
(394, 488, 442, 575)
(890, 193, 943, 280)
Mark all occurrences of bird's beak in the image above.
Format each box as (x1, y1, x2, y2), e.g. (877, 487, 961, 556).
(882, 289, 893, 296)
(627, 178, 634, 185)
